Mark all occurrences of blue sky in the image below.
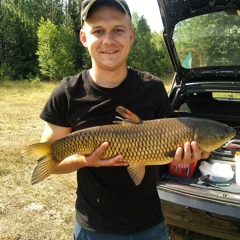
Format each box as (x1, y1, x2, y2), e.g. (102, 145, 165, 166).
(126, 0, 163, 32)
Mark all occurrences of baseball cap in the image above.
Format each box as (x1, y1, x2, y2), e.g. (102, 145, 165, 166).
(81, 0, 132, 27)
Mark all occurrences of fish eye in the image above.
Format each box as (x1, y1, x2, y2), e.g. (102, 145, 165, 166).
(219, 134, 225, 139)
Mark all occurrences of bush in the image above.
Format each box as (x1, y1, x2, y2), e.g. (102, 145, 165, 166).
(36, 19, 78, 80)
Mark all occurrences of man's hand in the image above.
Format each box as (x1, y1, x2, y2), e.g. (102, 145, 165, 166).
(52, 142, 128, 174)
(173, 141, 210, 163)
(85, 142, 128, 167)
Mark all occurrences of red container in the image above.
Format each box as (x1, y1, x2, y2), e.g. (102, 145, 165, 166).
(169, 161, 198, 178)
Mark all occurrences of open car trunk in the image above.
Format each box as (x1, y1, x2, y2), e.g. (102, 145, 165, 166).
(156, 0, 240, 238)
(156, 81, 240, 239)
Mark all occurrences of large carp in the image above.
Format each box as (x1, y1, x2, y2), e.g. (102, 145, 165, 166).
(21, 106, 236, 185)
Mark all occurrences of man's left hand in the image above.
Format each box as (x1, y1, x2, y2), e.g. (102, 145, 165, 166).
(174, 141, 210, 163)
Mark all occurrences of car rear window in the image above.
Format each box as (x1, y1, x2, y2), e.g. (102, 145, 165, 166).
(173, 11, 240, 68)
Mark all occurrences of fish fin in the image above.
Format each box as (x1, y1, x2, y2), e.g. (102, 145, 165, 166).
(20, 143, 58, 184)
(21, 142, 52, 160)
(31, 155, 58, 184)
(127, 163, 145, 186)
(115, 106, 143, 124)
(164, 150, 176, 158)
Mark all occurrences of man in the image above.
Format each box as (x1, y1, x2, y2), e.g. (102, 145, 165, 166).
(39, 0, 209, 239)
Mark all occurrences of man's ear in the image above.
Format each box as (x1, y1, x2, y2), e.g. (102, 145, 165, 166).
(130, 28, 135, 46)
(80, 29, 88, 48)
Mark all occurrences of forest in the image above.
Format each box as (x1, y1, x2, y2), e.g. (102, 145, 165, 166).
(0, 0, 173, 81)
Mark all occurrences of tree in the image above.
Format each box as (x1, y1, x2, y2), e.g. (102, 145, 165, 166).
(151, 32, 173, 76)
(128, 12, 173, 77)
(65, 0, 87, 71)
(128, 13, 153, 72)
(0, 0, 84, 80)
(36, 19, 78, 80)
(0, 0, 39, 79)
(0, 1, 174, 80)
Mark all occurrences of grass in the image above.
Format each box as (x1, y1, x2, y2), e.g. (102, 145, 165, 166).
(0, 80, 222, 240)
(0, 81, 77, 240)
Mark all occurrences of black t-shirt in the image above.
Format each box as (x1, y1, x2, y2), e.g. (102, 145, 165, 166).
(40, 67, 173, 234)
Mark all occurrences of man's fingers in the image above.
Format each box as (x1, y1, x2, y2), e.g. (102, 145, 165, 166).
(184, 142, 192, 160)
(96, 142, 128, 166)
(86, 142, 128, 167)
(100, 155, 127, 167)
(174, 147, 183, 162)
(174, 141, 210, 163)
(191, 141, 201, 161)
(93, 142, 109, 158)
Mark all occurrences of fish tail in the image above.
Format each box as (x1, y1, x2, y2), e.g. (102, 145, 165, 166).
(21, 142, 58, 184)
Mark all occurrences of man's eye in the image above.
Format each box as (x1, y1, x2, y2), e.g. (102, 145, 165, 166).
(94, 30, 103, 35)
(115, 29, 123, 33)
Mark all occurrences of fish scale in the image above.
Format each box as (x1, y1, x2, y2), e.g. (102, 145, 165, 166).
(21, 106, 236, 185)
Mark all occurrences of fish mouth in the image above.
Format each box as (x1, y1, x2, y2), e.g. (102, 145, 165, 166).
(228, 126, 236, 138)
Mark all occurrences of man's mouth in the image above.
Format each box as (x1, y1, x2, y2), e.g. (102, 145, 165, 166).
(102, 50, 118, 54)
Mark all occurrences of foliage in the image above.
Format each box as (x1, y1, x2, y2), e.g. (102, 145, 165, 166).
(0, 0, 39, 79)
(128, 13, 173, 77)
(150, 32, 174, 76)
(128, 13, 153, 71)
(0, 0, 173, 81)
(0, 0, 84, 81)
(36, 19, 78, 80)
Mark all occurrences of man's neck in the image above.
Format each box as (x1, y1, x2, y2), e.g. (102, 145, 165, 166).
(89, 66, 128, 88)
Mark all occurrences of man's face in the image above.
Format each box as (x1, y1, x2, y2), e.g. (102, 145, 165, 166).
(80, 5, 135, 71)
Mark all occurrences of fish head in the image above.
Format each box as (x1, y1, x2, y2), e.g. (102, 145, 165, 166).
(194, 120, 236, 152)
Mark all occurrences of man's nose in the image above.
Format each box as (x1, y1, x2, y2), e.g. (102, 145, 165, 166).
(103, 32, 115, 44)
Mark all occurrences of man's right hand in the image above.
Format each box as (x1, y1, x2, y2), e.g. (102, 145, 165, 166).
(85, 142, 128, 167)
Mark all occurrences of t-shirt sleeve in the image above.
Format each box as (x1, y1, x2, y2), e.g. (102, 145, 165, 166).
(40, 83, 70, 127)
